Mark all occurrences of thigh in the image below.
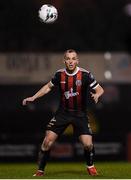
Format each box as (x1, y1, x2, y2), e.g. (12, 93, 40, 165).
(46, 111, 70, 136)
(72, 116, 93, 136)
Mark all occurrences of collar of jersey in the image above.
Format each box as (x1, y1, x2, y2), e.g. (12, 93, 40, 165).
(64, 66, 80, 76)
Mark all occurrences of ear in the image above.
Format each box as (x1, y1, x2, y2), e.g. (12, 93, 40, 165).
(76, 59, 79, 64)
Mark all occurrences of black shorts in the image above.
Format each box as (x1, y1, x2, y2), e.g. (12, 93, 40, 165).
(46, 109, 93, 136)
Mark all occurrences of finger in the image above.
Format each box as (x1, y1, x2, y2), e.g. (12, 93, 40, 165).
(23, 100, 27, 106)
(95, 98, 98, 103)
(91, 94, 94, 98)
(23, 101, 25, 106)
(90, 92, 95, 97)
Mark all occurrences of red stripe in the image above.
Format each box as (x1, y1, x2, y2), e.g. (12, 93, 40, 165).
(76, 71, 82, 110)
(61, 71, 66, 107)
(68, 76, 74, 109)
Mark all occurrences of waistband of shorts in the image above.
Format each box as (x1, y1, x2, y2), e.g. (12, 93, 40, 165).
(57, 108, 87, 116)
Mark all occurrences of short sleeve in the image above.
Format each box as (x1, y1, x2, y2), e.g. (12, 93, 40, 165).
(50, 72, 60, 86)
(87, 72, 99, 89)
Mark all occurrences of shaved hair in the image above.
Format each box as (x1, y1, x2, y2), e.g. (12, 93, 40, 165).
(64, 49, 78, 59)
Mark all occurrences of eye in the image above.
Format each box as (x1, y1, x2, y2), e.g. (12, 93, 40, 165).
(65, 57, 70, 60)
(72, 57, 77, 60)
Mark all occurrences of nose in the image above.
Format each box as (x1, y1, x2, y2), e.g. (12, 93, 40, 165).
(69, 59, 73, 64)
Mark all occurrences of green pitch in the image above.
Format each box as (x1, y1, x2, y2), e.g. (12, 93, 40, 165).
(0, 162, 131, 179)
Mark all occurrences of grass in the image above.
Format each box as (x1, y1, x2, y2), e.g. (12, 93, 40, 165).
(0, 162, 131, 179)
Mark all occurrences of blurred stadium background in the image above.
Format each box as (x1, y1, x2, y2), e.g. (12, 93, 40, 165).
(0, 0, 131, 165)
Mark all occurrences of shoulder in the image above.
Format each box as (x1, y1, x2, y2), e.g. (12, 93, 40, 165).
(52, 68, 65, 80)
(79, 67, 90, 74)
(56, 68, 65, 73)
(79, 67, 91, 78)
(53, 68, 65, 77)
(79, 67, 96, 81)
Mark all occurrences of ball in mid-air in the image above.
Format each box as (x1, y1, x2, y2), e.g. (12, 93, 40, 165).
(38, 4, 58, 23)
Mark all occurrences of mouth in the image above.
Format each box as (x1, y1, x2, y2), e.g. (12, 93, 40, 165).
(69, 64, 73, 68)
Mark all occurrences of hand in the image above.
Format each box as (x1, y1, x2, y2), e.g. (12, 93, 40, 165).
(22, 96, 35, 106)
(90, 92, 99, 104)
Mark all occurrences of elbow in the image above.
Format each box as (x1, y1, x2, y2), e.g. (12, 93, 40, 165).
(101, 87, 104, 96)
(102, 87, 104, 94)
(97, 85, 104, 96)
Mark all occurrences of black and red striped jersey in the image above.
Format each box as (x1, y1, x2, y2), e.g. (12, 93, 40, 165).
(50, 66, 99, 112)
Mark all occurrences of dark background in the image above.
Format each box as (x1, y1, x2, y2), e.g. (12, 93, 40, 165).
(0, 0, 131, 52)
(0, 0, 131, 162)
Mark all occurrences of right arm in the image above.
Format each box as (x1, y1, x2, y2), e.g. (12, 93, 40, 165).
(22, 81, 53, 106)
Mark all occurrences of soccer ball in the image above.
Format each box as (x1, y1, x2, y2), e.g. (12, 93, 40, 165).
(38, 4, 58, 24)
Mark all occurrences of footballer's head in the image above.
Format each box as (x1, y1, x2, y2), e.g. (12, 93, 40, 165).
(63, 49, 79, 73)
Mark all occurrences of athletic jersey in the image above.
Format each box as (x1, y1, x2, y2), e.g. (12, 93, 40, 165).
(50, 66, 99, 112)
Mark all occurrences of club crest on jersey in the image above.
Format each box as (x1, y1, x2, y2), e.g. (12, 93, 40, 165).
(76, 80, 82, 86)
(64, 88, 79, 99)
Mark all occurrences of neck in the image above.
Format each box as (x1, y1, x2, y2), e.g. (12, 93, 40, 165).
(66, 66, 78, 74)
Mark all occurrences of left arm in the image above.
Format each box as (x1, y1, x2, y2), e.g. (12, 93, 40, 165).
(91, 84, 104, 103)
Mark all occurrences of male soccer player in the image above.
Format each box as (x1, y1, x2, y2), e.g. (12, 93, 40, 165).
(22, 49, 104, 176)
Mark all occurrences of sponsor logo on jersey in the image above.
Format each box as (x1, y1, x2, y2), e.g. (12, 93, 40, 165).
(64, 88, 79, 99)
